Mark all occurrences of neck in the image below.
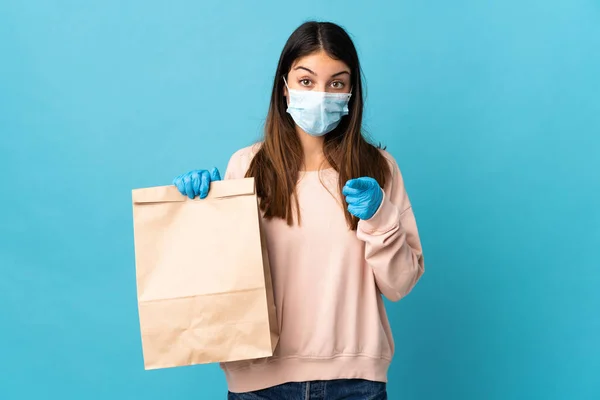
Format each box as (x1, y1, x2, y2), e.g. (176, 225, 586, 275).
(296, 128, 328, 171)
(297, 128, 327, 171)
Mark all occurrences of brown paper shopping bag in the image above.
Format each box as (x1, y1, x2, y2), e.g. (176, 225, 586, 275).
(131, 177, 278, 369)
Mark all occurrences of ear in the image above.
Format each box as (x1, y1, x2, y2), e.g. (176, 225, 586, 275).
(282, 81, 289, 106)
(282, 75, 289, 98)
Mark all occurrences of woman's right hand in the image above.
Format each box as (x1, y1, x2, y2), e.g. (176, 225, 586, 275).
(172, 167, 221, 199)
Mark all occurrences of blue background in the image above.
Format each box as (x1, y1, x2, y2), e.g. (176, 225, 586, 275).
(1, 1, 599, 399)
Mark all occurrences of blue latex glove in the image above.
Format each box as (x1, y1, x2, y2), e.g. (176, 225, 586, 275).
(173, 167, 221, 199)
(342, 177, 384, 220)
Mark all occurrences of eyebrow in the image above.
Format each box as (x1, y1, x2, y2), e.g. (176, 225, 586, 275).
(294, 66, 351, 78)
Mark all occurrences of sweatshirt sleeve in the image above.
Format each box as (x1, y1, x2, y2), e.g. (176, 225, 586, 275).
(224, 152, 243, 180)
(356, 152, 425, 302)
(223, 144, 260, 180)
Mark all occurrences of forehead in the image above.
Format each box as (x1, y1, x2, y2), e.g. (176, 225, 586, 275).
(290, 50, 350, 74)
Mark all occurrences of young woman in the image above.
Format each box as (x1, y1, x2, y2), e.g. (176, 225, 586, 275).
(173, 21, 425, 400)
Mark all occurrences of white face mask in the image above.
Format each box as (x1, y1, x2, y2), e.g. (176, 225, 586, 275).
(284, 77, 352, 136)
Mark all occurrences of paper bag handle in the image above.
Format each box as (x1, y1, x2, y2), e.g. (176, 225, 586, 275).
(132, 178, 255, 204)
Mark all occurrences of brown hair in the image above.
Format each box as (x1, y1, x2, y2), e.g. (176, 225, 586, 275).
(246, 21, 391, 230)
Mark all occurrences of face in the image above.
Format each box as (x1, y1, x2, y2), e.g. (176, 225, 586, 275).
(285, 50, 352, 95)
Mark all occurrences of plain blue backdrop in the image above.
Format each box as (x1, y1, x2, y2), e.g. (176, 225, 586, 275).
(1, 1, 599, 399)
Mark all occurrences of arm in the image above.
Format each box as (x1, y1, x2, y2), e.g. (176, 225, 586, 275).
(356, 155, 425, 302)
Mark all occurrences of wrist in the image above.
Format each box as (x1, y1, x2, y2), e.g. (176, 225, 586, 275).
(358, 188, 400, 234)
(366, 187, 384, 220)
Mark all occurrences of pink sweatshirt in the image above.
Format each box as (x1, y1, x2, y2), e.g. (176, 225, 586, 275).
(220, 144, 425, 393)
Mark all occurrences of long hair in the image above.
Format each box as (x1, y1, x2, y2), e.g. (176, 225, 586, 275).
(246, 21, 390, 230)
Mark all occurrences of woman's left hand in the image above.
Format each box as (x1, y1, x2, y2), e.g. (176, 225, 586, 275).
(342, 177, 384, 220)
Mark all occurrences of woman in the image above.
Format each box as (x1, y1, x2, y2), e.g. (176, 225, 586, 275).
(173, 21, 425, 400)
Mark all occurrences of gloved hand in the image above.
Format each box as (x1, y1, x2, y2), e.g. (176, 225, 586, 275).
(173, 167, 221, 199)
(342, 177, 384, 220)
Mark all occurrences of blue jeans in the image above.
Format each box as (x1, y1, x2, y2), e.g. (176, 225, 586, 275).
(227, 379, 387, 400)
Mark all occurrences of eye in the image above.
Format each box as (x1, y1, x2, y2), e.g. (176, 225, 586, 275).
(331, 81, 345, 89)
(299, 79, 312, 87)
